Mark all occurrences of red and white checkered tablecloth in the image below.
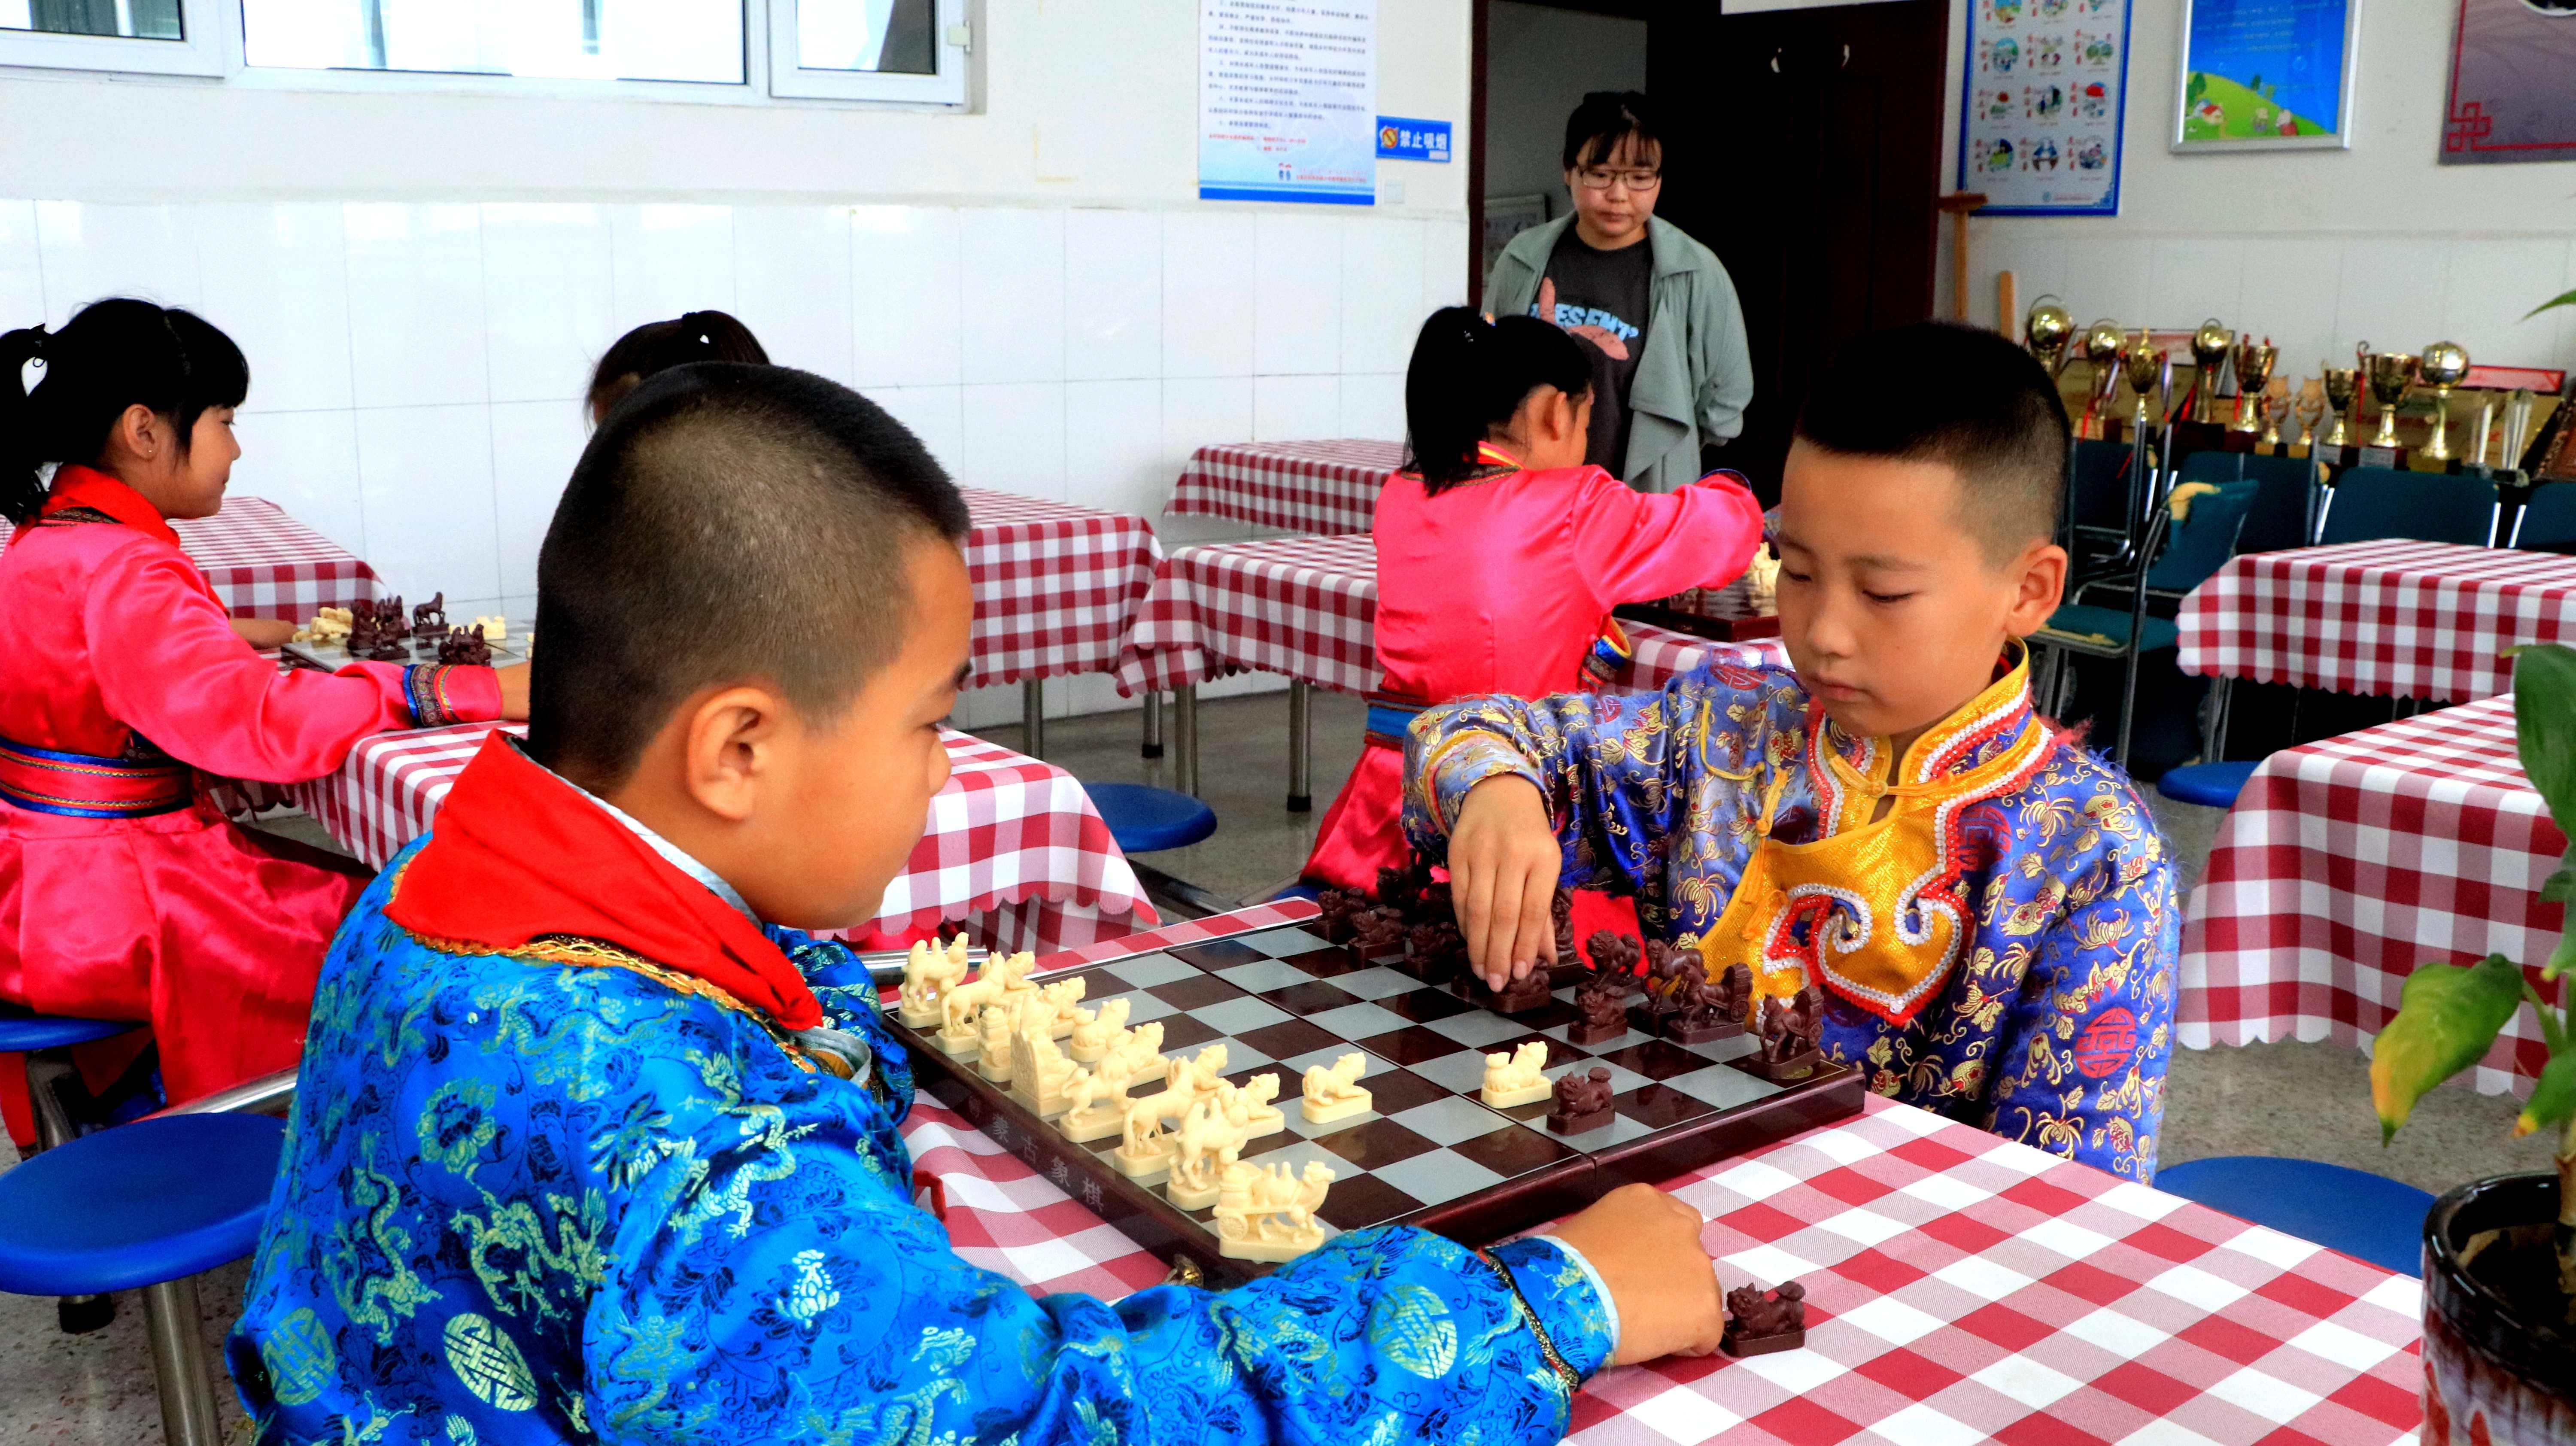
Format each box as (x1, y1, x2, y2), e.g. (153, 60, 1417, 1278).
(2180, 694, 2557, 1095)
(907, 904, 2424, 1445)
(0, 496, 383, 621)
(1111, 534, 1784, 698)
(287, 723, 1155, 955)
(961, 488, 1163, 690)
(1164, 439, 1405, 535)
(2179, 539, 2576, 703)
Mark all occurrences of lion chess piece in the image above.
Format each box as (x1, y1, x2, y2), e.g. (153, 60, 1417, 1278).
(1300, 1052, 1371, 1123)
(1315, 887, 1361, 944)
(1461, 958, 1554, 1015)
(1567, 964, 1634, 1046)
(1740, 982, 1824, 1083)
(1720, 1279, 1806, 1357)
(1587, 929, 1641, 979)
(1352, 908, 1408, 961)
(1665, 960, 1752, 1045)
(1401, 920, 1465, 984)
(1068, 997, 1131, 1063)
(1479, 1041, 1552, 1109)
(1547, 1066, 1616, 1135)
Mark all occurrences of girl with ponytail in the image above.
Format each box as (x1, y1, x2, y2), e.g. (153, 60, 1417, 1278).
(1300, 307, 1765, 907)
(0, 298, 527, 1129)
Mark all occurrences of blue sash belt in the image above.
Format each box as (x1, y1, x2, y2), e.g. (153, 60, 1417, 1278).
(1364, 696, 1430, 750)
(0, 738, 193, 819)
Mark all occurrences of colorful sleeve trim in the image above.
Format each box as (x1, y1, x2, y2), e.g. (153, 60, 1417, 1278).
(401, 664, 467, 727)
(1473, 1245, 1586, 1399)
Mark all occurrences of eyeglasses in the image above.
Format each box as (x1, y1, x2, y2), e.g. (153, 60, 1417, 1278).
(1575, 168, 1662, 191)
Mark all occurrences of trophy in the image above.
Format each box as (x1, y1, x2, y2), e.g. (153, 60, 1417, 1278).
(2293, 380, 2326, 450)
(2121, 330, 2161, 436)
(2321, 365, 2360, 447)
(2418, 340, 2471, 462)
(2025, 296, 2073, 374)
(2230, 336, 2279, 434)
(2190, 319, 2234, 422)
(2362, 345, 2419, 451)
(2080, 319, 2125, 437)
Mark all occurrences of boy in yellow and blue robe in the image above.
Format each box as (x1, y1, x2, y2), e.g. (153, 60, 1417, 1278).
(1406, 322, 2176, 1181)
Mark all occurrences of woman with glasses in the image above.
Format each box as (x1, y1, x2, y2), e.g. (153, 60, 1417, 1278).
(1486, 91, 1755, 494)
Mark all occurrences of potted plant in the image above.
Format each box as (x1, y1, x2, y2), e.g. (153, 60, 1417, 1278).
(2377, 644, 2576, 1442)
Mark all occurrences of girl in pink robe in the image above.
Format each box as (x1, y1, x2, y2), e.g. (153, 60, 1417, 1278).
(0, 300, 520, 1126)
(1303, 309, 1764, 894)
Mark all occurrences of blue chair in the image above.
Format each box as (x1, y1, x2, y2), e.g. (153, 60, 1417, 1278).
(2512, 480, 2576, 553)
(0, 1112, 287, 1443)
(2157, 759, 2259, 809)
(1084, 782, 1217, 855)
(2155, 1155, 2435, 1277)
(2169, 450, 2242, 488)
(2318, 467, 2500, 547)
(0, 1006, 143, 1332)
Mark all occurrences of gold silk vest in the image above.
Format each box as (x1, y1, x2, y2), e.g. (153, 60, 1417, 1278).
(1695, 651, 2056, 1027)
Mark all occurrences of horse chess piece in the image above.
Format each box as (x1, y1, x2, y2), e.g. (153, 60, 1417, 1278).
(897, 934, 973, 1028)
(1628, 938, 1694, 1034)
(1479, 1041, 1552, 1109)
(1547, 1066, 1616, 1135)
(1720, 1279, 1807, 1357)
(1740, 982, 1825, 1083)
(411, 591, 447, 639)
(1167, 1097, 1253, 1210)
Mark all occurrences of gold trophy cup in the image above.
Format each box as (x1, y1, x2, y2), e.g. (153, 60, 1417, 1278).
(2363, 348, 2419, 451)
(2321, 366, 2360, 447)
(2293, 381, 2326, 450)
(2025, 297, 2073, 375)
(2122, 330, 2161, 435)
(2230, 336, 2279, 434)
(2080, 319, 2125, 438)
(2190, 319, 2234, 423)
(2418, 340, 2471, 463)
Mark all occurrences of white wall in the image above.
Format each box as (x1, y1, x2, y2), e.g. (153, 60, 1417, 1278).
(1942, 0, 2576, 382)
(0, 2, 1477, 729)
(1482, 2, 1646, 205)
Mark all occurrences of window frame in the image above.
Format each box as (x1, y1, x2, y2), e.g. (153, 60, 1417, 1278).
(0, 0, 229, 77)
(765, 0, 967, 106)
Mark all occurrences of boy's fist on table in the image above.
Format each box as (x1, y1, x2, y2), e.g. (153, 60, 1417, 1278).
(1550, 1183, 1729, 1364)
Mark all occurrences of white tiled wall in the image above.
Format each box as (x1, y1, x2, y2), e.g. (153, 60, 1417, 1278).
(1, 198, 1473, 726)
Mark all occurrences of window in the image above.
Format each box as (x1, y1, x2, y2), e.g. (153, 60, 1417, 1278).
(0, 0, 971, 106)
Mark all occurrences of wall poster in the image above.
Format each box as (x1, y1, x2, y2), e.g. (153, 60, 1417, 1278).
(1959, 0, 2133, 216)
(2444, 0, 2576, 166)
(2173, 0, 2361, 152)
(1198, 0, 1378, 205)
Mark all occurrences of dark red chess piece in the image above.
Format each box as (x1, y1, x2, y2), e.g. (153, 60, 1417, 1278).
(1737, 982, 1824, 1082)
(1628, 938, 1694, 1035)
(1567, 962, 1634, 1045)
(1545, 886, 1590, 989)
(1586, 929, 1640, 978)
(1314, 888, 1360, 944)
(411, 591, 447, 639)
(1664, 960, 1752, 1045)
(437, 625, 492, 666)
(1402, 921, 1465, 984)
(1720, 1279, 1806, 1356)
(1352, 908, 1408, 961)
(1546, 1066, 1615, 1135)
(346, 602, 380, 656)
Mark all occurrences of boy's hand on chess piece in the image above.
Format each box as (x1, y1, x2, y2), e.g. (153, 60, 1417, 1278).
(1448, 776, 1560, 989)
(494, 663, 532, 722)
(1548, 1183, 1728, 1365)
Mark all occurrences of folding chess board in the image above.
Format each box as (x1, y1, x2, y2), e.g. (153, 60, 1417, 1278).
(284, 635, 529, 672)
(890, 918, 1862, 1285)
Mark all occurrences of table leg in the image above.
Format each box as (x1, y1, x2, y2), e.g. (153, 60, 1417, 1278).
(1175, 685, 1200, 798)
(1023, 678, 1045, 760)
(1142, 693, 1164, 760)
(1287, 681, 1313, 813)
(2207, 677, 2235, 760)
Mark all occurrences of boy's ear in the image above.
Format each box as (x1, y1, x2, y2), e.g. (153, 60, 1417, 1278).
(1998, 539, 2068, 640)
(678, 683, 791, 824)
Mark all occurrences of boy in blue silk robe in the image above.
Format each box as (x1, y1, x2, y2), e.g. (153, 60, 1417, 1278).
(228, 364, 1731, 1445)
(1406, 322, 2177, 1181)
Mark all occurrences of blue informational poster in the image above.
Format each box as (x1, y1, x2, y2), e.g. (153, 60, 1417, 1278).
(1199, 0, 1377, 206)
(1957, 0, 2134, 216)
(2175, 0, 2360, 151)
(1376, 117, 1452, 162)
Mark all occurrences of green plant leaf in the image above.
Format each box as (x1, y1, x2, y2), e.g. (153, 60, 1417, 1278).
(2372, 954, 2526, 1142)
(2528, 289, 2576, 322)
(2552, 927, 2576, 984)
(2516, 646, 2576, 828)
(2518, 1052, 2576, 1139)
(2545, 857, 2576, 905)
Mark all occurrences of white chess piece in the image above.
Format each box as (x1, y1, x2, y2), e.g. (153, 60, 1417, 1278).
(1036, 978, 1088, 1039)
(1118, 1021, 1169, 1083)
(1069, 998, 1131, 1063)
(1300, 1052, 1372, 1123)
(899, 939, 971, 1030)
(1166, 1098, 1251, 1210)
(1480, 1041, 1553, 1109)
(1114, 1057, 1202, 1180)
(1218, 1160, 1335, 1262)
(1058, 1050, 1137, 1144)
(976, 1002, 1018, 1083)
(1012, 1024, 1083, 1118)
(938, 955, 1009, 1055)
(1224, 1074, 1285, 1139)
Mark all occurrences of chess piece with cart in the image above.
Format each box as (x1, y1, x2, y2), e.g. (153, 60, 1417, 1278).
(1666, 961, 1753, 1045)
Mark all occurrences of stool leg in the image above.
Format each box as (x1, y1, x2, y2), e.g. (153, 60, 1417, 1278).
(1287, 681, 1313, 813)
(1022, 678, 1046, 761)
(23, 1055, 113, 1334)
(1175, 685, 1200, 798)
(142, 1274, 222, 1446)
(1142, 693, 1164, 760)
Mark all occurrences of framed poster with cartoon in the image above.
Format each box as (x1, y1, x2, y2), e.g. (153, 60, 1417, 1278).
(1959, 0, 2133, 216)
(2173, 0, 2362, 153)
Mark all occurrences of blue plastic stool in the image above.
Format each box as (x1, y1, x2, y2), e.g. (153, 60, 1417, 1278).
(2156, 1156, 2435, 1277)
(0, 1006, 143, 1334)
(2157, 760, 2259, 810)
(0, 1112, 286, 1445)
(1085, 782, 1218, 854)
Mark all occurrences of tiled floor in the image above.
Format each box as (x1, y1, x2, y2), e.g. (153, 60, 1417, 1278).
(0, 689, 2543, 1442)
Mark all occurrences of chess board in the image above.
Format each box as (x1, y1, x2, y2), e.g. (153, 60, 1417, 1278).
(890, 920, 1862, 1285)
(284, 634, 529, 672)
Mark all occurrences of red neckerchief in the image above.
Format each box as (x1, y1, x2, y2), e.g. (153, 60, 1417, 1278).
(387, 732, 824, 1031)
(35, 466, 186, 550)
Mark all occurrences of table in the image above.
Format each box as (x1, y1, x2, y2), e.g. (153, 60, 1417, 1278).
(960, 488, 1163, 758)
(1165, 439, 1405, 536)
(908, 903, 2424, 1444)
(1109, 535, 1782, 802)
(2180, 693, 2556, 1095)
(2179, 539, 2576, 704)
(287, 723, 1156, 955)
(0, 496, 383, 620)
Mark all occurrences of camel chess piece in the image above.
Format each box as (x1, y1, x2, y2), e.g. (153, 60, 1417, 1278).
(1665, 960, 1752, 1045)
(1547, 1066, 1616, 1135)
(1567, 965, 1634, 1045)
(437, 626, 491, 666)
(1720, 1279, 1807, 1357)
(1166, 1098, 1254, 1210)
(1479, 1041, 1552, 1109)
(1300, 1052, 1372, 1123)
(897, 934, 973, 1029)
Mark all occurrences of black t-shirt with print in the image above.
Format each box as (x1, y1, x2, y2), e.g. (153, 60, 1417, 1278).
(1537, 228, 1653, 475)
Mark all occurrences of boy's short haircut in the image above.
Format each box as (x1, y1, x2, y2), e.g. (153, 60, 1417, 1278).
(527, 363, 969, 787)
(1562, 90, 1662, 170)
(1793, 320, 2070, 562)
